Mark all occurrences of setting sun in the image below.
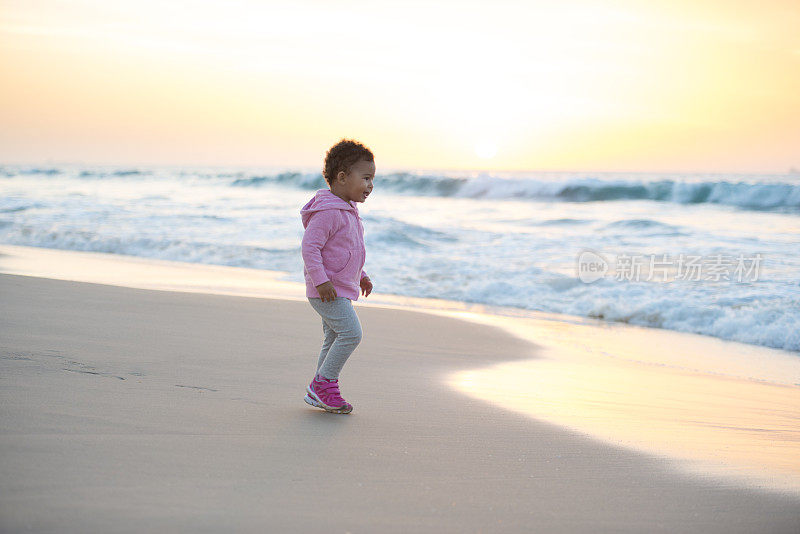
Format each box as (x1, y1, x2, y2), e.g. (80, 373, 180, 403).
(474, 140, 498, 159)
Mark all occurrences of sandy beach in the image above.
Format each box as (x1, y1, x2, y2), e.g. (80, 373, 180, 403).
(1, 247, 799, 532)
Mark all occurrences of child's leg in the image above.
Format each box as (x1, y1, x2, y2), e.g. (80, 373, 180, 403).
(316, 321, 336, 373)
(307, 297, 362, 380)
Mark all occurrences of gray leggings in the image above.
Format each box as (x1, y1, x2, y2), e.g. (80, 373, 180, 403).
(308, 297, 363, 380)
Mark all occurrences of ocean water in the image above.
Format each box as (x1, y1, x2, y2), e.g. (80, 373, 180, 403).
(2, 164, 799, 351)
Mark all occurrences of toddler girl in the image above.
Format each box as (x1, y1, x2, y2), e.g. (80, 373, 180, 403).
(301, 139, 375, 414)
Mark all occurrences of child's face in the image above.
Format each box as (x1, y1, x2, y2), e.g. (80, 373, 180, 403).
(334, 159, 375, 203)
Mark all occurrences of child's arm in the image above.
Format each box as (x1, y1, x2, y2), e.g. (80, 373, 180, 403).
(301, 210, 340, 291)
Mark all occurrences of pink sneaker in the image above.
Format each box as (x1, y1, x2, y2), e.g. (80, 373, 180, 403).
(305, 373, 353, 414)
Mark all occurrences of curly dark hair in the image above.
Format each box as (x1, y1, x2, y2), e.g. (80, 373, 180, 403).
(322, 138, 374, 186)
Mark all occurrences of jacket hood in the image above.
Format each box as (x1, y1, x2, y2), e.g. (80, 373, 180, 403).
(301, 189, 358, 227)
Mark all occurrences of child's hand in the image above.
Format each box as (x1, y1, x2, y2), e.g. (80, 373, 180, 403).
(360, 276, 373, 298)
(316, 281, 337, 302)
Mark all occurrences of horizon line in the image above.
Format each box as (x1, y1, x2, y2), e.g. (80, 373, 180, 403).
(1, 159, 798, 177)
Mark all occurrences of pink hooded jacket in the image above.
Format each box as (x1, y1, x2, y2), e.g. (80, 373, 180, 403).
(301, 189, 368, 301)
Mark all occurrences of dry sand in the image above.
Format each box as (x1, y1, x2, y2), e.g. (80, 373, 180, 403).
(1, 269, 799, 533)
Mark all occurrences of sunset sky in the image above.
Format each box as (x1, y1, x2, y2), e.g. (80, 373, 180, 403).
(1, 0, 798, 173)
